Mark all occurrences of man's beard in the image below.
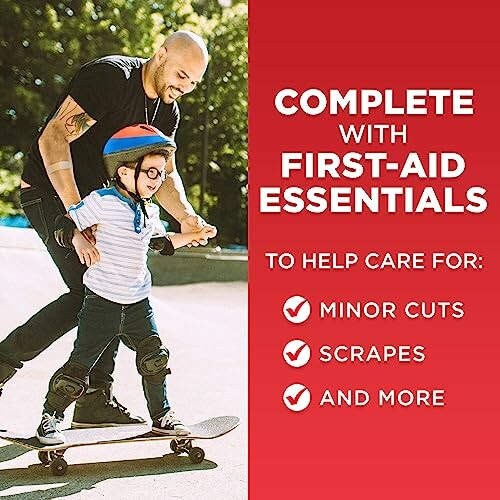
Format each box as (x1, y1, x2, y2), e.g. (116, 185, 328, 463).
(154, 61, 171, 103)
(154, 62, 183, 103)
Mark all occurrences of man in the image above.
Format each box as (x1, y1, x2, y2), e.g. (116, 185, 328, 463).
(0, 31, 211, 427)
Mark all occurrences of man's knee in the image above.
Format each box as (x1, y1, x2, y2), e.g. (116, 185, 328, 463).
(47, 362, 89, 410)
(63, 287, 85, 317)
(136, 336, 170, 384)
(69, 286, 85, 306)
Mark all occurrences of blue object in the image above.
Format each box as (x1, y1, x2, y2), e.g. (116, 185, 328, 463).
(0, 215, 30, 228)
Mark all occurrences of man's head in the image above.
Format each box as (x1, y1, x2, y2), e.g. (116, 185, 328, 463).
(149, 30, 208, 104)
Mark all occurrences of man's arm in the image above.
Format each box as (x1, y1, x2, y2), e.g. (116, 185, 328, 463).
(155, 153, 214, 246)
(38, 95, 96, 210)
(155, 153, 197, 222)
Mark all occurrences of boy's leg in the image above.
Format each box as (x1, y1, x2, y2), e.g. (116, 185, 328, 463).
(121, 298, 189, 435)
(44, 361, 90, 415)
(39, 292, 124, 444)
(38, 362, 88, 445)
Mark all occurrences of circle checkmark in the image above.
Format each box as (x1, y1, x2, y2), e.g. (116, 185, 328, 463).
(283, 339, 311, 367)
(283, 383, 311, 412)
(283, 295, 311, 324)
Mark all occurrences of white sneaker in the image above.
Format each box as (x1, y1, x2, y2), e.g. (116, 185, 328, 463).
(36, 412, 65, 445)
(151, 410, 190, 436)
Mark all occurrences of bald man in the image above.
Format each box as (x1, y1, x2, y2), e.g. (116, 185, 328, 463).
(0, 31, 213, 428)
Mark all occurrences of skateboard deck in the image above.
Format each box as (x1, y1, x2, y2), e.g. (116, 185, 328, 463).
(0, 415, 240, 476)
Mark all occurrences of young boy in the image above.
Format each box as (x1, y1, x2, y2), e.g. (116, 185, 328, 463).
(36, 124, 216, 445)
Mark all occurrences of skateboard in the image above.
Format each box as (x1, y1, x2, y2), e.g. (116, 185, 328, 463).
(0, 415, 240, 476)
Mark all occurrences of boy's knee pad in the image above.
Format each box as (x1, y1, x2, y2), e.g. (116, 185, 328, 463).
(136, 336, 170, 383)
(48, 362, 89, 410)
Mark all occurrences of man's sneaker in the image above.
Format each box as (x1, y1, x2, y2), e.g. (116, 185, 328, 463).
(36, 412, 65, 445)
(152, 410, 190, 436)
(71, 389, 146, 428)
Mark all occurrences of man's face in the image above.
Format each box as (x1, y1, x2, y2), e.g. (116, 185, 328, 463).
(154, 47, 207, 104)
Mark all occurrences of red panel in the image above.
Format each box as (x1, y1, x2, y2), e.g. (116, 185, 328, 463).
(249, 5, 500, 499)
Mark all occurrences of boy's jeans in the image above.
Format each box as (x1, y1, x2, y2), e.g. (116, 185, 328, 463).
(0, 186, 118, 389)
(46, 290, 170, 419)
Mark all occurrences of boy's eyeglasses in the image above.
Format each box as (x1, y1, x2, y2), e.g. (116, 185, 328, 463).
(124, 165, 167, 182)
(141, 167, 167, 182)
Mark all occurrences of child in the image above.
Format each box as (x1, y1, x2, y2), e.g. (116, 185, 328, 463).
(36, 124, 216, 444)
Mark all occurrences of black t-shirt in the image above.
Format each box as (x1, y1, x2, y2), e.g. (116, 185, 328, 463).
(23, 55, 180, 198)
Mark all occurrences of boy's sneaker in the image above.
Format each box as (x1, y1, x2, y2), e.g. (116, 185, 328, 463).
(36, 412, 65, 445)
(152, 410, 190, 436)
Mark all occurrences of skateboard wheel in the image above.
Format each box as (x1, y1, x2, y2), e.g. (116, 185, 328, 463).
(188, 447, 205, 464)
(38, 451, 50, 465)
(170, 440, 182, 454)
(50, 457, 68, 476)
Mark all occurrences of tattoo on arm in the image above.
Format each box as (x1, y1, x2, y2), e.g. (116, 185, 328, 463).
(56, 100, 93, 138)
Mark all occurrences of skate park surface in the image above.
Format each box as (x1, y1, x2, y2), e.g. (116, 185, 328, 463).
(0, 227, 247, 499)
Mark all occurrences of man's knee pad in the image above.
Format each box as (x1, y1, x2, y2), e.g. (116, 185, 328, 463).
(0, 362, 16, 386)
(48, 362, 89, 410)
(136, 335, 170, 384)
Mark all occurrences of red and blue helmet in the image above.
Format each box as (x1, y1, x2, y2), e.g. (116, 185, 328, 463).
(103, 124, 176, 179)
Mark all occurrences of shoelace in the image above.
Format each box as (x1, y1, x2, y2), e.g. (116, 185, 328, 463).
(42, 414, 61, 434)
(158, 411, 180, 428)
(108, 397, 131, 416)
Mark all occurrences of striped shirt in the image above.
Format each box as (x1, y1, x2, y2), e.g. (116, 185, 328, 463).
(68, 187, 166, 304)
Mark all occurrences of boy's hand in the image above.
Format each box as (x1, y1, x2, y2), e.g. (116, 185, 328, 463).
(73, 231, 100, 267)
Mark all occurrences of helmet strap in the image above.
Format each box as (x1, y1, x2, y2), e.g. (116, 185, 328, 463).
(134, 158, 149, 227)
(115, 157, 150, 227)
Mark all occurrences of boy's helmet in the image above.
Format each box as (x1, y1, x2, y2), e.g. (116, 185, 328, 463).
(102, 124, 176, 180)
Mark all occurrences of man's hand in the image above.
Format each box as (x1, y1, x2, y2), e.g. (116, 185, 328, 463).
(191, 225, 218, 246)
(180, 214, 208, 246)
(73, 232, 100, 267)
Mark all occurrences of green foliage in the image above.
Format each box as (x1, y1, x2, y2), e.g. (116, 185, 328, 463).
(174, 1, 248, 244)
(0, 0, 247, 245)
(0, 149, 24, 216)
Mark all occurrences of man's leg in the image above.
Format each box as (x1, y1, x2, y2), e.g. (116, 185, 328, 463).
(0, 187, 85, 385)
